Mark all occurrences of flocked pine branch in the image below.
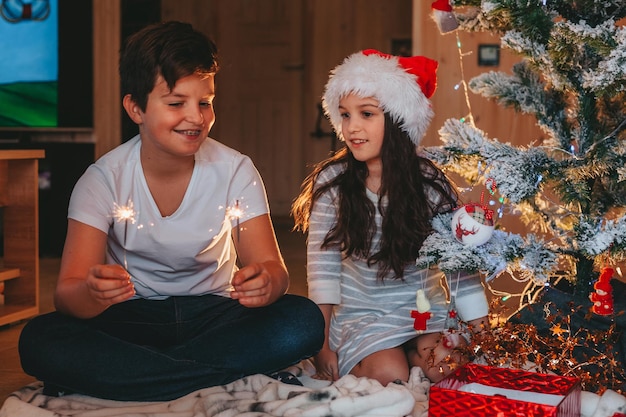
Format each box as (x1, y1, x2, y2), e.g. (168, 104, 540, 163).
(425, 119, 554, 204)
(426, 0, 626, 296)
(427, 0, 626, 392)
(415, 212, 557, 284)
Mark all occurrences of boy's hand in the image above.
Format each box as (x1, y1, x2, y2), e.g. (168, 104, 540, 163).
(229, 262, 285, 307)
(85, 264, 135, 307)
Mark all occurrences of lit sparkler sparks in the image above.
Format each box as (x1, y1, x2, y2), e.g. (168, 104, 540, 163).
(113, 200, 137, 270)
(227, 200, 244, 242)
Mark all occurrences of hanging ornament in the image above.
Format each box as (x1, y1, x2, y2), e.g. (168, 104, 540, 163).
(411, 310, 432, 331)
(590, 267, 614, 316)
(441, 330, 462, 349)
(431, 0, 459, 34)
(411, 289, 432, 331)
(415, 289, 431, 313)
(452, 203, 495, 246)
(443, 272, 461, 330)
(451, 178, 498, 246)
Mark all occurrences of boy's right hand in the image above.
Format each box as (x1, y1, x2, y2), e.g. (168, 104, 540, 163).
(312, 347, 339, 381)
(85, 264, 135, 306)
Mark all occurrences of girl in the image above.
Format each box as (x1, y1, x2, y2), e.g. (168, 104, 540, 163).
(291, 49, 488, 385)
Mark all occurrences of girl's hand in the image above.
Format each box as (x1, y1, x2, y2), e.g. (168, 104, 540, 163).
(230, 261, 284, 307)
(85, 264, 135, 307)
(312, 347, 339, 381)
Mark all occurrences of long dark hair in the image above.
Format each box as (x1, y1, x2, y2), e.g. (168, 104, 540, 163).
(291, 113, 458, 280)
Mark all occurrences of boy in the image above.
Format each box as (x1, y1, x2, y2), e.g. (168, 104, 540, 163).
(19, 21, 324, 401)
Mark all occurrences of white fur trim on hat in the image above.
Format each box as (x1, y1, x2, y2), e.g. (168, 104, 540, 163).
(322, 51, 434, 146)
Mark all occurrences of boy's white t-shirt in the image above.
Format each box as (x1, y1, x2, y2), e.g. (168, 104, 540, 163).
(68, 135, 270, 300)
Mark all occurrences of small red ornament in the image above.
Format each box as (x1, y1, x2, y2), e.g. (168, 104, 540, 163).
(448, 309, 458, 319)
(431, 0, 452, 12)
(411, 310, 432, 331)
(590, 267, 614, 316)
(431, 0, 458, 34)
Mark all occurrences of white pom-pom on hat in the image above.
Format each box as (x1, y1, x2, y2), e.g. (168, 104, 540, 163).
(321, 49, 438, 146)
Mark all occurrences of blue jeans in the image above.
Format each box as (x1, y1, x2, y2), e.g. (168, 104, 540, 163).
(19, 293, 324, 401)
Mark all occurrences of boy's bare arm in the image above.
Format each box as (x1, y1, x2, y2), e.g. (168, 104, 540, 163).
(54, 219, 135, 318)
(230, 214, 289, 307)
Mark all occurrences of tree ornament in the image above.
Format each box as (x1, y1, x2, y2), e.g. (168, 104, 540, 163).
(431, 0, 458, 34)
(411, 289, 432, 331)
(415, 289, 431, 313)
(451, 203, 495, 246)
(411, 310, 432, 331)
(589, 267, 614, 316)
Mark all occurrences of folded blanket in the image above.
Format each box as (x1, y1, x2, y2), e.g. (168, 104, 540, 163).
(0, 363, 431, 417)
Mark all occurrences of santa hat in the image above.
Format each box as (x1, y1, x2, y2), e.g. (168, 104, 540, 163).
(321, 49, 438, 146)
(594, 267, 614, 293)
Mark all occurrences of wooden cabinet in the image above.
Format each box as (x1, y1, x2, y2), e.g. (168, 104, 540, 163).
(0, 150, 44, 326)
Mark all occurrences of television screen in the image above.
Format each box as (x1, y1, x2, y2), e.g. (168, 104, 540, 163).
(0, 0, 92, 130)
(0, 0, 58, 127)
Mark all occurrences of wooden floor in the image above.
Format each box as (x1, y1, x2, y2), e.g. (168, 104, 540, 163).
(0, 222, 308, 404)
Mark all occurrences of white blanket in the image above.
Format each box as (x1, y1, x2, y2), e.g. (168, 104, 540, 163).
(4, 362, 625, 417)
(0, 363, 431, 417)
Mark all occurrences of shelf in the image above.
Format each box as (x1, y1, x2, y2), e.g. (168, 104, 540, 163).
(0, 268, 20, 282)
(0, 149, 43, 326)
(0, 304, 39, 327)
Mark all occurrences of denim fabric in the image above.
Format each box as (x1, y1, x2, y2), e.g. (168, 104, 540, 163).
(18, 294, 324, 401)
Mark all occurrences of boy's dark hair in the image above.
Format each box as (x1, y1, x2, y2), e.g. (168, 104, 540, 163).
(291, 113, 458, 280)
(119, 21, 219, 111)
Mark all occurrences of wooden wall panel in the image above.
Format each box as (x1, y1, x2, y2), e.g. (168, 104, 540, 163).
(161, 0, 217, 38)
(413, 2, 544, 149)
(93, 0, 121, 159)
(303, 0, 414, 172)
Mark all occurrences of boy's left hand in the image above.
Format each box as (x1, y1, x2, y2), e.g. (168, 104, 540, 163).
(229, 262, 286, 307)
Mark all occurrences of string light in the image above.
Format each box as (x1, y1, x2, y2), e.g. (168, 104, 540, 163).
(454, 32, 476, 126)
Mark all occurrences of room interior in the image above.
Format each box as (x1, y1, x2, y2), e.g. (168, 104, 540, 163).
(0, 0, 550, 405)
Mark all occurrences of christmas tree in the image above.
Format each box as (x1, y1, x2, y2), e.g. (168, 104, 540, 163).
(419, 0, 626, 393)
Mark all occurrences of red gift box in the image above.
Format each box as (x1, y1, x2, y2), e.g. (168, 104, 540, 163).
(429, 364, 581, 417)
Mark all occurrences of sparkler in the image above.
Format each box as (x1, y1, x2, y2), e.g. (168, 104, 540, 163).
(224, 200, 245, 293)
(227, 199, 244, 242)
(113, 200, 137, 270)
